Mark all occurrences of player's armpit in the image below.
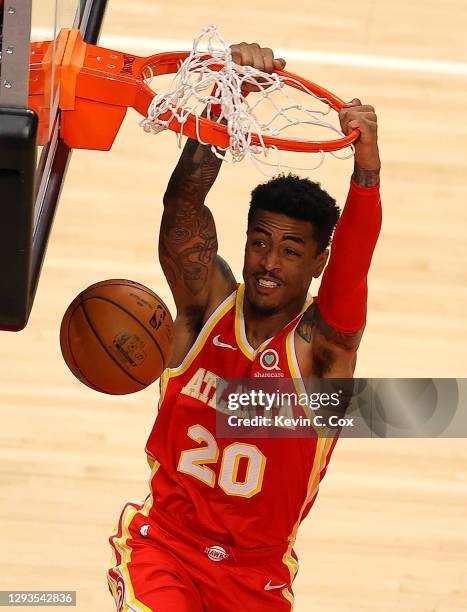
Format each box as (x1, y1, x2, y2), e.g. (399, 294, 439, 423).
(296, 303, 360, 377)
(297, 302, 363, 354)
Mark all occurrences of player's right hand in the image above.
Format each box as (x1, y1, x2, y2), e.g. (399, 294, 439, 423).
(339, 99, 381, 172)
(230, 43, 286, 92)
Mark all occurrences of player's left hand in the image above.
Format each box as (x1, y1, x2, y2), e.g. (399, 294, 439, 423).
(230, 42, 286, 93)
(339, 99, 381, 171)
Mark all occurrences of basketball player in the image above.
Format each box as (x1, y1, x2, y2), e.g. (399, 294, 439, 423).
(108, 42, 381, 611)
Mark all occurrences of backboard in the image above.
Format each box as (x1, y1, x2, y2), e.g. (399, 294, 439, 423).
(0, 0, 107, 331)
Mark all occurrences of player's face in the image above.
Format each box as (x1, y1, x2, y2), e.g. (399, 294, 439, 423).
(243, 211, 328, 315)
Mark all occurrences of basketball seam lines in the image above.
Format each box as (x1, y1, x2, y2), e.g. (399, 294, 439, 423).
(64, 299, 109, 394)
(86, 281, 171, 320)
(80, 297, 147, 389)
(86, 281, 167, 308)
(81, 295, 167, 371)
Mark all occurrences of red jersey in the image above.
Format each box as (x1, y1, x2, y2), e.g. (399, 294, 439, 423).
(107, 181, 380, 612)
(145, 284, 337, 557)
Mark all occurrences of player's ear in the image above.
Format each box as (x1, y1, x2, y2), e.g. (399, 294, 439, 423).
(311, 248, 329, 278)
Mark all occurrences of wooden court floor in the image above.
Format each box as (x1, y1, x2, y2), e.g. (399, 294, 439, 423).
(1, 1, 466, 610)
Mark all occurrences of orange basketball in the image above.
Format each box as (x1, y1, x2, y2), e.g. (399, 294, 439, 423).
(60, 279, 174, 394)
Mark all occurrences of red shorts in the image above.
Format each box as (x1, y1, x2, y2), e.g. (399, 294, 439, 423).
(107, 499, 297, 611)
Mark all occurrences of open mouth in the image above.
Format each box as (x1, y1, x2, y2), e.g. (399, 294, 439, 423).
(255, 277, 281, 291)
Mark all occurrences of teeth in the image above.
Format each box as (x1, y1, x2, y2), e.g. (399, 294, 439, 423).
(258, 278, 278, 288)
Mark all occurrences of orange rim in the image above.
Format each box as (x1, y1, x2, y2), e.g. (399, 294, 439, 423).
(137, 51, 360, 153)
(28, 33, 359, 153)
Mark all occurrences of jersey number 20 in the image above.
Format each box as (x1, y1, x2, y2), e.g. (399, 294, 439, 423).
(177, 424, 266, 498)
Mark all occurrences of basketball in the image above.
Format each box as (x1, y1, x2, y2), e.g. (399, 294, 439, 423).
(60, 279, 174, 394)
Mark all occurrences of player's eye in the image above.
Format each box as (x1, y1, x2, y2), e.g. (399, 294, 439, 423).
(284, 247, 299, 257)
(252, 239, 266, 248)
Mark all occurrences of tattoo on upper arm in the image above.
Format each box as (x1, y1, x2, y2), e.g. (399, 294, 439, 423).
(297, 303, 363, 351)
(160, 204, 218, 296)
(159, 243, 178, 289)
(352, 163, 380, 188)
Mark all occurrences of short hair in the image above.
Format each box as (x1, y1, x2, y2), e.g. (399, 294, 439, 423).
(247, 173, 340, 252)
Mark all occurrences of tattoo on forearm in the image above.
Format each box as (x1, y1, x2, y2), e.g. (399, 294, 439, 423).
(353, 163, 380, 188)
(201, 150, 223, 194)
(165, 138, 225, 205)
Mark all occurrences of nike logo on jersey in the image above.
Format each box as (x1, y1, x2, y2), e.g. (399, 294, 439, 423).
(213, 334, 237, 350)
(264, 580, 287, 591)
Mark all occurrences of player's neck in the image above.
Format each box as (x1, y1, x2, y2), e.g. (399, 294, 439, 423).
(243, 298, 303, 349)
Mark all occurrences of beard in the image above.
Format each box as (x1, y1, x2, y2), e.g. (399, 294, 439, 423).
(244, 282, 284, 317)
(247, 299, 280, 317)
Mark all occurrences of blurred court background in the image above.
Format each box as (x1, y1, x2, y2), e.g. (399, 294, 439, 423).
(1, 0, 467, 610)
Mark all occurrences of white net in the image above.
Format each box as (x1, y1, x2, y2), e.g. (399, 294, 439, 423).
(140, 25, 353, 172)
